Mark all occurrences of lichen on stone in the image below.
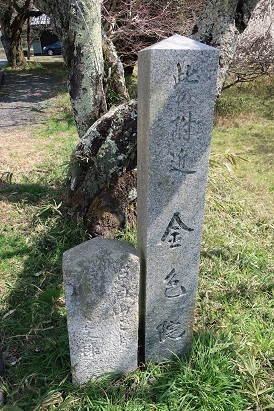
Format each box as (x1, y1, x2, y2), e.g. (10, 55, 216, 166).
(66, 100, 138, 236)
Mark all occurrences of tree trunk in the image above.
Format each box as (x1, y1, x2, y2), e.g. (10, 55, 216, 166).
(36, 0, 106, 137)
(102, 33, 129, 107)
(226, 0, 274, 88)
(66, 100, 137, 236)
(1, 31, 26, 67)
(191, 0, 260, 94)
(27, 17, 31, 60)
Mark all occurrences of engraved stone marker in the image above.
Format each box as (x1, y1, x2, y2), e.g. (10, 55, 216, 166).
(137, 35, 219, 362)
(63, 238, 139, 385)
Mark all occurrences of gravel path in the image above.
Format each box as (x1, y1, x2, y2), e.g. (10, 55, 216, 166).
(0, 71, 64, 128)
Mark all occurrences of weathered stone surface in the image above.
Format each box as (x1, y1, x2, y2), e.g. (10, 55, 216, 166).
(66, 100, 137, 235)
(137, 35, 219, 363)
(63, 237, 139, 385)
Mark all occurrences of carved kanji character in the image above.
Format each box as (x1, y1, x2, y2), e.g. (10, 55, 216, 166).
(161, 212, 194, 248)
(157, 320, 186, 342)
(165, 269, 186, 299)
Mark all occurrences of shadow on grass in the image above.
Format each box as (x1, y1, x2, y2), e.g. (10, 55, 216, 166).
(0, 181, 254, 409)
(0, 61, 66, 104)
(42, 109, 76, 135)
(0, 176, 87, 406)
(246, 128, 274, 162)
(0, 181, 59, 205)
(2, 272, 244, 411)
(0, 178, 246, 410)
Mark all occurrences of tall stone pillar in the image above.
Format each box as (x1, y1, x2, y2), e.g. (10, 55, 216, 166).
(137, 35, 219, 362)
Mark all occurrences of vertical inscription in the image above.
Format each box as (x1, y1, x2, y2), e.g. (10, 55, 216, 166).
(157, 264, 188, 344)
(169, 62, 199, 175)
(157, 209, 194, 343)
(159, 62, 197, 349)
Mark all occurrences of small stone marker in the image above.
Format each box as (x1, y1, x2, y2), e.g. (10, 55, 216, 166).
(137, 35, 219, 362)
(63, 238, 139, 385)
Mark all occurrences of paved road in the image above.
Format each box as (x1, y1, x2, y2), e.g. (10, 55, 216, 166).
(0, 70, 65, 128)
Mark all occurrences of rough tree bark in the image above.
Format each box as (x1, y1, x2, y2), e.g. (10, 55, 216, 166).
(35, 0, 106, 137)
(0, 0, 42, 67)
(102, 33, 129, 106)
(1, 27, 26, 67)
(34, 0, 133, 235)
(66, 100, 137, 236)
(191, 0, 260, 94)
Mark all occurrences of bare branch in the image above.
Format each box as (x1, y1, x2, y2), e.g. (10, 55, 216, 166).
(102, 0, 205, 68)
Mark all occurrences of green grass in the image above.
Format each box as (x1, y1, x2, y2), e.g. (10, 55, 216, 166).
(216, 76, 274, 119)
(0, 66, 273, 410)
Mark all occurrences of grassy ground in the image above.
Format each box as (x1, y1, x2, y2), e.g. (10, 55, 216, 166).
(0, 63, 273, 410)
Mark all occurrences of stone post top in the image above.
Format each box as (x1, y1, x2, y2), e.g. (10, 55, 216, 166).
(139, 34, 219, 53)
(63, 237, 137, 259)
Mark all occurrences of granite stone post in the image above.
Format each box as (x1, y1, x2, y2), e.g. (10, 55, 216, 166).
(63, 238, 139, 385)
(137, 35, 219, 363)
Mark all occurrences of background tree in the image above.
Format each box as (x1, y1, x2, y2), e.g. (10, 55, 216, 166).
(191, 0, 260, 94)
(226, 0, 274, 88)
(102, 0, 205, 71)
(0, 0, 42, 67)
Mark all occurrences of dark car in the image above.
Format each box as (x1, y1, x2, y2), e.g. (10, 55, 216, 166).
(42, 41, 62, 56)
